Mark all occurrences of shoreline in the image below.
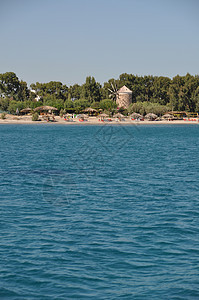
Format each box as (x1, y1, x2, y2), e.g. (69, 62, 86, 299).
(0, 116, 198, 125)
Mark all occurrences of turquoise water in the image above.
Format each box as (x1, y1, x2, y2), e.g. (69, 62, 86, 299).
(0, 124, 199, 299)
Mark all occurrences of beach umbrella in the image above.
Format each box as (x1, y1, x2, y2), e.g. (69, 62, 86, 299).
(144, 113, 158, 120)
(114, 113, 125, 118)
(162, 113, 174, 120)
(78, 114, 88, 119)
(34, 106, 58, 112)
(20, 108, 32, 114)
(84, 107, 97, 113)
(99, 113, 109, 118)
(130, 112, 143, 119)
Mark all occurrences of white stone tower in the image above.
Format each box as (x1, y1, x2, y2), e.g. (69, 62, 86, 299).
(116, 85, 132, 109)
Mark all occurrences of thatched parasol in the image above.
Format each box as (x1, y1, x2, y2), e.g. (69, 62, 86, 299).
(145, 113, 158, 120)
(78, 114, 88, 119)
(114, 113, 125, 118)
(155, 117, 162, 121)
(20, 108, 32, 113)
(162, 113, 174, 120)
(168, 111, 186, 114)
(130, 112, 143, 119)
(34, 106, 58, 112)
(99, 113, 109, 118)
(84, 107, 97, 113)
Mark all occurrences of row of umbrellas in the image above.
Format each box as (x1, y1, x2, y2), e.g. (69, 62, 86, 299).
(20, 106, 175, 120)
(20, 106, 58, 113)
(21, 106, 96, 114)
(130, 112, 175, 120)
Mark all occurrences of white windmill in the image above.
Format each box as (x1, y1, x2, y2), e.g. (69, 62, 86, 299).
(108, 81, 119, 102)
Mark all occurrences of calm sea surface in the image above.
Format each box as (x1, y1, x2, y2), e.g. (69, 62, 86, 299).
(0, 124, 199, 299)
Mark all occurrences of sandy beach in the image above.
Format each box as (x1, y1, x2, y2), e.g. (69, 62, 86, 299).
(0, 114, 199, 125)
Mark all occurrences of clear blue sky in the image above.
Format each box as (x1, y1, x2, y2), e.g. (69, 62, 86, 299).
(0, 0, 199, 86)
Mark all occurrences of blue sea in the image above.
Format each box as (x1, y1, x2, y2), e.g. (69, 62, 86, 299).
(0, 124, 199, 299)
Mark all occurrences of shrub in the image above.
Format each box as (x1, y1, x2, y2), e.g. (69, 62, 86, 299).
(0, 112, 6, 119)
(32, 112, 39, 121)
(128, 101, 169, 116)
(43, 97, 64, 111)
(59, 109, 64, 117)
(64, 100, 74, 110)
(0, 98, 9, 111)
(73, 99, 90, 109)
(128, 102, 143, 114)
(91, 101, 100, 109)
(7, 100, 24, 114)
(99, 99, 117, 110)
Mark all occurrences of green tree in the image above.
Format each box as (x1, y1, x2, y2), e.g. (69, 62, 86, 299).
(128, 101, 168, 116)
(0, 97, 10, 111)
(151, 76, 171, 104)
(168, 75, 185, 110)
(7, 100, 24, 114)
(102, 78, 121, 100)
(91, 101, 100, 109)
(45, 81, 68, 99)
(0, 72, 20, 98)
(99, 99, 117, 110)
(64, 100, 74, 111)
(193, 86, 199, 111)
(17, 80, 30, 101)
(73, 99, 89, 109)
(30, 81, 68, 100)
(81, 76, 101, 102)
(68, 84, 81, 100)
(42, 95, 64, 111)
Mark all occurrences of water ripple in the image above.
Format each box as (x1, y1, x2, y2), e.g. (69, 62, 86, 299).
(0, 125, 199, 299)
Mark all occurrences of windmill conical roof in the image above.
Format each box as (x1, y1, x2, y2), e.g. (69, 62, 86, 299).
(118, 85, 132, 94)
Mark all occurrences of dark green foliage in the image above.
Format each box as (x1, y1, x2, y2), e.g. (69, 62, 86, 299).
(59, 109, 64, 117)
(68, 84, 81, 101)
(73, 99, 89, 113)
(64, 100, 74, 110)
(1, 72, 199, 114)
(30, 81, 68, 100)
(43, 95, 64, 111)
(24, 100, 43, 110)
(128, 102, 170, 116)
(81, 76, 101, 102)
(0, 97, 10, 111)
(0, 72, 20, 98)
(32, 112, 39, 121)
(0, 112, 6, 119)
(7, 100, 25, 114)
(99, 99, 117, 110)
(17, 80, 30, 101)
(91, 101, 100, 109)
(73, 99, 89, 109)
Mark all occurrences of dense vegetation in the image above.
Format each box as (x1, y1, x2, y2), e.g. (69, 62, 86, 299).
(1, 72, 199, 115)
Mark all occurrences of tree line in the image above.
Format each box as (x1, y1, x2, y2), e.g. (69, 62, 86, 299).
(1, 72, 199, 115)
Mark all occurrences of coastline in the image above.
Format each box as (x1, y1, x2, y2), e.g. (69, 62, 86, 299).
(0, 115, 198, 125)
